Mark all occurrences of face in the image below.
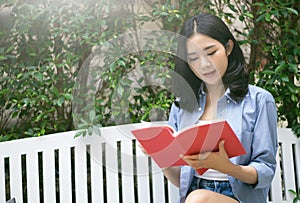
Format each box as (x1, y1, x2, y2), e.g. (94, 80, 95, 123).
(186, 34, 229, 86)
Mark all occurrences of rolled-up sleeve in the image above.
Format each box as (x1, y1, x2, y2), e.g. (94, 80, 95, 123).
(249, 95, 278, 189)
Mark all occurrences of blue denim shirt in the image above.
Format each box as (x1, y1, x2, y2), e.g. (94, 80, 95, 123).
(167, 85, 278, 203)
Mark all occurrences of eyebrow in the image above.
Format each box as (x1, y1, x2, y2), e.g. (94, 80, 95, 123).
(187, 45, 216, 55)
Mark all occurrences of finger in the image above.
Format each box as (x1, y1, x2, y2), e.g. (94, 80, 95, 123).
(218, 140, 226, 153)
(184, 154, 200, 160)
(202, 152, 210, 160)
(198, 153, 207, 160)
(186, 159, 205, 169)
(184, 159, 201, 167)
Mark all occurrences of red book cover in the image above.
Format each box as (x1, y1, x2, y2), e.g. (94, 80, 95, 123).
(131, 120, 246, 175)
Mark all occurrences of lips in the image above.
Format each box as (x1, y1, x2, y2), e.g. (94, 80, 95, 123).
(202, 70, 216, 77)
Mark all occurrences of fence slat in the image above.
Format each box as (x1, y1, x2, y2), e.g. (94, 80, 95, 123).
(9, 156, 23, 203)
(26, 152, 40, 202)
(151, 162, 165, 203)
(105, 140, 119, 203)
(0, 126, 299, 203)
(43, 150, 56, 203)
(59, 147, 72, 202)
(75, 144, 88, 202)
(168, 180, 179, 203)
(121, 139, 135, 203)
(281, 139, 296, 202)
(136, 145, 151, 203)
(294, 143, 300, 189)
(0, 157, 6, 203)
(90, 142, 104, 203)
(269, 147, 282, 202)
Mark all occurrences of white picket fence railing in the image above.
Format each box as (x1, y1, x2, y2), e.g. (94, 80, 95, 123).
(0, 124, 299, 203)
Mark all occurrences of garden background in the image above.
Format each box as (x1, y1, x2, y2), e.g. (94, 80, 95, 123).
(0, 0, 299, 141)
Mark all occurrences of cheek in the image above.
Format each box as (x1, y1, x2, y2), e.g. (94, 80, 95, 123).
(188, 64, 202, 78)
(211, 53, 228, 73)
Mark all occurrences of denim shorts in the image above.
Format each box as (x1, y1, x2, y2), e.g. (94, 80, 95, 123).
(187, 177, 239, 201)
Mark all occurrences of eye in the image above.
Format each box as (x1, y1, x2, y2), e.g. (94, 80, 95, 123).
(188, 57, 199, 62)
(207, 50, 217, 56)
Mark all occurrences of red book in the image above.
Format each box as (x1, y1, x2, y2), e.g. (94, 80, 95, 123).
(131, 120, 246, 175)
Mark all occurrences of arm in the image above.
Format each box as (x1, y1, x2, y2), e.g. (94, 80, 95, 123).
(139, 144, 181, 187)
(183, 140, 258, 185)
(224, 163, 257, 185)
(162, 166, 181, 187)
(183, 92, 278, 187)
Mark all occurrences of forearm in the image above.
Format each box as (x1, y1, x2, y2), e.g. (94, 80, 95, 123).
(224, 162, 258, 185)
(162, 166, 181, 187)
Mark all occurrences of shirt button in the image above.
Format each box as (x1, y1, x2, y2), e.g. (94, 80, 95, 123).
(227, 100, 230, 103)
(198, 107, 202, 111)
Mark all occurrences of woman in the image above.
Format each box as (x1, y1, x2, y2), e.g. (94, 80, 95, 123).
(164, 13, 278, 203)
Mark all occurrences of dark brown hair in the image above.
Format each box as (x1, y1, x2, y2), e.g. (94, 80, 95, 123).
(173, 13, 249, 111)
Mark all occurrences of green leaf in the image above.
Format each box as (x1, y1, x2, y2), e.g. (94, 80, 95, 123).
(51, 87, 60, 96)
(89, 110, 96, 121)
(160, 11, 169, 16)
(93, 125, 101, 136)
(286, 8, 298, 15)
(117, 85, 124, 96)
(265, 13, 271, 21)
(12, 111, 19, 118)
(244, 13, 254, 18)
(288, 65, 298, 73)
(275, 63, 286, 73)
(74, 130, 86, 138)
(0, 55, 7, 60)
(17, 73, 23, 79)
(0, 89, 9, 95)
(36, 72, 43, 81)
(5, 45, 15, 54)
(252, 2, 264, 7)
(262, 70, 274, 75)
(117, 59, 126, 67)
(228, 4, 238, 12)
(57, 97, 64, 107)
(281, 75, 289, 83)
(256, 15, 265, 23)
(291, 94, 298, 102)
(287, 84, 295, 93)
(62, 94, 72, 100)
(88, 126, 93, 135)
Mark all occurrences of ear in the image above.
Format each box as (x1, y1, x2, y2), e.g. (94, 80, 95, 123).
(226, 40, 234, 56)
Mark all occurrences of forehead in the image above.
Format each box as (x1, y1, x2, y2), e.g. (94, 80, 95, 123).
(186, 34, 221, 51)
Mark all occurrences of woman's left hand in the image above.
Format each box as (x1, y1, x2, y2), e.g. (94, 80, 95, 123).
(181, 140, 233, 173)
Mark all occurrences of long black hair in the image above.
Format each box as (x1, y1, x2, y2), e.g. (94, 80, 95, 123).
(173, 13, 249, 111)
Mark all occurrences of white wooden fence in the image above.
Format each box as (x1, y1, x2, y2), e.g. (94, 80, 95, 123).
(0, 124, 299, 203)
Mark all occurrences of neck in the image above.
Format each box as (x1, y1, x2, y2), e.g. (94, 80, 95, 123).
(205, 83, 226, 101)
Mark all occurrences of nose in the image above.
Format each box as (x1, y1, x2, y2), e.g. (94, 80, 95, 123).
(199, 54, 212, 69)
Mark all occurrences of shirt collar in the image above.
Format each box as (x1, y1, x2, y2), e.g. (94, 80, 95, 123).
(224, 88, 238, 104)
(198, 83, 238, 104)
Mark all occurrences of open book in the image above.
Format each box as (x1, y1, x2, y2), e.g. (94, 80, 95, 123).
(131, 120, 246, 175)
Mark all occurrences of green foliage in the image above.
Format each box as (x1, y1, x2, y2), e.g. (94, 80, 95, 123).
(150, 0, 207, 31)
(1, 0, 299, 140)
(252, 0, 300, 137)
(205, 0, 300, 137)
(289, 188, 300, 203)
(0, 0, 139, 139)
(1, 0, 178, 140)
